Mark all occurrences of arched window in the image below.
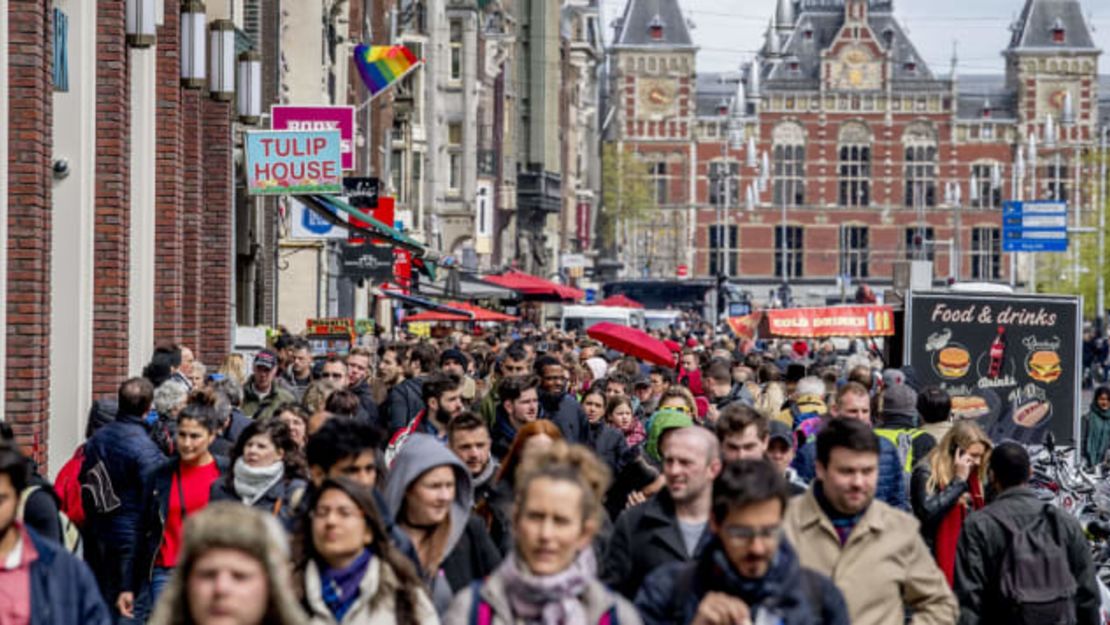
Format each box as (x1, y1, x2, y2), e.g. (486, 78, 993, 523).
(773, 123, 806, 207)
(904, 123, 937, 208)
(838, 123, 871, 207)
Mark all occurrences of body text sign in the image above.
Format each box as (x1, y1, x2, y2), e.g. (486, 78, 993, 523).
(272, 106, 356, 170)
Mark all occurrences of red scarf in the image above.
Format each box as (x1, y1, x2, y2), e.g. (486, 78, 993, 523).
(934, 471, 985, 587)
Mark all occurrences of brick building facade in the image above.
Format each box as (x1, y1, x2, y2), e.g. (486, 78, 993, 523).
(3, 1, 239, 468)
(607, 0, 1110, 306)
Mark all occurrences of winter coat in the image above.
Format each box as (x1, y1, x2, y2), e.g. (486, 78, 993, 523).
(348, 379, 381, 426)
(382, 434, 500, 613)
(584, 419, 632, 476)
(602, 489, 711, 599)
(242, 379, 297, 420)
(538, 391, 589, 444)
(444, 564, 642, 625)
(20, 473, 63, 544)
(26, 526, 112, 625)
(133, 456, 229, 593)
(793, 433, 907, 510)
(635, 537, 850, 625)
(80, 412, 166, 599)
(1085, 404, 1110, 467)
(302, 555, 439, 625)
(954, 486, 1099, 625)
(209, 472, 307, 527)
(909, 463, 969, 554)
(382, 377, 425, 434)
(782, 487, 957, 625)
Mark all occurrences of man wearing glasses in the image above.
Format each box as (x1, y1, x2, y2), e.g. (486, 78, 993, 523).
(636, 459, 849, 625)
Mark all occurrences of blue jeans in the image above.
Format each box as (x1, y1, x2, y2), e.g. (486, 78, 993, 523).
(149, 567, 174, 613)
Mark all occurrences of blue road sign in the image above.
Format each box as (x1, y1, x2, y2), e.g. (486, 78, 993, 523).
(1002, 200, 1068, 252)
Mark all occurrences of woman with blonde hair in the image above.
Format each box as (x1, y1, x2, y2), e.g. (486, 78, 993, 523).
(910, 420, 992, 587)
(149, 502, 308, 625)
(219, 353, 249, 387)
(445, 442, 642, 625)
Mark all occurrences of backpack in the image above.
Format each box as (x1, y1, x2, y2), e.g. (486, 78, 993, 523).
(984, 504, 1077, 625)
(874, 427, 924, 473)
(18, 485, 83, 556)
(467, 581, 619, 625)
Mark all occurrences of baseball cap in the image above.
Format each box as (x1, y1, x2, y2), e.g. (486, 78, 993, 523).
(768, 420, 794, 447)
(254, 349, 278, 371)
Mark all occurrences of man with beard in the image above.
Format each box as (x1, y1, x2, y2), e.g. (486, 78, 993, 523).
(604, 426, 722, 598)
(782, 418, 955, 625)
(478, 343, 529, 426)
(490, 375, 541, 459)
(533, 354, 588, 444)
(0, 445, 111, 625)
(384, 373, 464, 465)
(281, 339, 314, 400)
(636, 459, 849, 625)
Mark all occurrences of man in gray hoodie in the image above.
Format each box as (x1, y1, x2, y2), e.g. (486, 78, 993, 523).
(383, 433, 502, 614)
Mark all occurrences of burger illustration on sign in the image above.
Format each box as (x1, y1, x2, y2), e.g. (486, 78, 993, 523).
(936, 346, 971, 379)
(1026, 350, 1062, 384)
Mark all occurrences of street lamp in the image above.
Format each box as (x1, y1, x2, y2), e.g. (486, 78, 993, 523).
(180, 1, 207, 89)
(126, 0, 157, 47)
(208, 19, 236, 101)
(237, 51, 263, 124)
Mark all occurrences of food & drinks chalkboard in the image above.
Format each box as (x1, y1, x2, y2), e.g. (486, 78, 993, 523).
(905, 291, 1081, 445)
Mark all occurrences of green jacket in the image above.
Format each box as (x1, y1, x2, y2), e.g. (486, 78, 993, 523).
(241, 379, 296, 420)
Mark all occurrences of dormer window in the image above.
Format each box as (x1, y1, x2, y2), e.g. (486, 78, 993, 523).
(718, 101, 730, 116)
(803, 29, 814, 40)
(648, 14, 665, 40)
(788, 61, 800, 73)
(982, 99, 992, 119)
(1051, 18, 1066, 44)
(882, 28, 894, 47)
(904, 62, 917, 73)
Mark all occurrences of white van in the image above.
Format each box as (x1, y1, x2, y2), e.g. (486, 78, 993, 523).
(560, 305, 645, 332)
(644, 310, 684, 331)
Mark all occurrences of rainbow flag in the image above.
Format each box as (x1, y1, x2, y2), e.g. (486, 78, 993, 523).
(354, 44, 421, 99)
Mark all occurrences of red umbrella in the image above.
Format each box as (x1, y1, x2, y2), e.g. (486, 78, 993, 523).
(663, 339, 682, 353)
(598, 294, 644, 309)
(587, 322, 677, 368)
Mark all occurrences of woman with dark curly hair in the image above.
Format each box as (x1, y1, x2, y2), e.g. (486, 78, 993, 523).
(293, 478, 437, 624)
(210, 418, 307, 526)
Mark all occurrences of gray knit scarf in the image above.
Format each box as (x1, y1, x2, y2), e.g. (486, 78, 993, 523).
(232, 458, 284, 505)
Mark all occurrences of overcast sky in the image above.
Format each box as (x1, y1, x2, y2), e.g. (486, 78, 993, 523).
(598, 0, 1110, 75)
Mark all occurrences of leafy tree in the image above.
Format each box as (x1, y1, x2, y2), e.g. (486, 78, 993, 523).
(599, 142, 658, 249)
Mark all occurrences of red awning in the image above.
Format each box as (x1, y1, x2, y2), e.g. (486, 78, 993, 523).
(403, 301, 519, 323)
(481, 270, 584, 302)
(598, 294, 644, 309)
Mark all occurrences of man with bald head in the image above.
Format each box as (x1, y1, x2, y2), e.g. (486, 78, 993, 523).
(604, 425, 723, 598)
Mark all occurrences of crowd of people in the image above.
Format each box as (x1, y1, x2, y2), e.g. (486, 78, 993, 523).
(0, 327, 1103, 625)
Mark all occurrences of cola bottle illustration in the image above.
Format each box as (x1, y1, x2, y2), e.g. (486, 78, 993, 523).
(988, 326, 1006, 379)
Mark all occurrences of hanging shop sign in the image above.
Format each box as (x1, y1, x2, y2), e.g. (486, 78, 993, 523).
(272, 105, 356, 170)
(340, 244, 395, 283)
(760, 305, 895, 338)
(246, 129, 342, 195)
(905, 291, 1081, 446)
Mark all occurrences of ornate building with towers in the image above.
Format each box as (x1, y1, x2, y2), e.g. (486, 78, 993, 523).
(606, 0, 1110, 305)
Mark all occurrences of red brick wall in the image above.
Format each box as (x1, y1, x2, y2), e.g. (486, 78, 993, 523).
(93, 0, 131, 397)
(154, 0, 184, 343)
(6, 0, 53, 464)
(199, 99, 232, 364)
(180, 91, 203, 354)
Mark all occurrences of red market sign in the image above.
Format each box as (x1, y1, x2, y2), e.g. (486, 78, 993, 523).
(762, 305, 895, 338)
(272, 105, 356, 170)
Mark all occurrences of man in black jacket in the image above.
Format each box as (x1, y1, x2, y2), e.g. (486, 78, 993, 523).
(80, 378, 165, 617)
(382, 342, 437, 433)
(604, 426, 722, 598)
(636, 459, 849, 625)
(954, 442, 1100, 625)
(344, 347, 380, 425)
(534, 355, 588, 444)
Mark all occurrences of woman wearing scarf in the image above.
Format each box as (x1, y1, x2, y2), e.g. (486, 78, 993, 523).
(210, 417, 307, 526)
(444, 441, 642, 625)
(295, 478, 437, 625)
(383, 433, 501, 614)
(909, 421, 991, 586)
(603, 394, 646, 452)
(1085, 386, 1110, 468)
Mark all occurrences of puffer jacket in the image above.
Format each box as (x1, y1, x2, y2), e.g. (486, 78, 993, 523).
(793, 433, 907, 510)
(302, 555, 439, 625)
(80, 412, 166, 599)
(635, 537, 849, 625)
(444, 564, 642, 625)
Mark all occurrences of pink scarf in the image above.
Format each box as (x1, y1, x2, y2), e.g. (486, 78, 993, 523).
(619, 418, 646, 449)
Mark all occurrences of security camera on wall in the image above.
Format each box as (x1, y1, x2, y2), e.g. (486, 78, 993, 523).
(52, 158, 70, 180)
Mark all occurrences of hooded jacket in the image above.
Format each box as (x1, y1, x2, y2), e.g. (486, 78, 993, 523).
(242, 378, 297, 421)
(635, 537, 849, 625)
(382, 434, 501, 613)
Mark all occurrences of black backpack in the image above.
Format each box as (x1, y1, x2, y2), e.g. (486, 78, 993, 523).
(984, 504, 1077, 625)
